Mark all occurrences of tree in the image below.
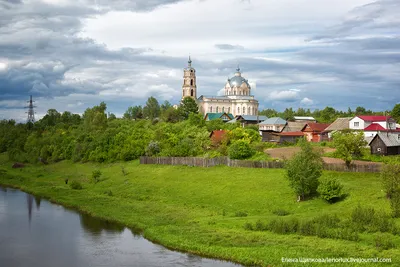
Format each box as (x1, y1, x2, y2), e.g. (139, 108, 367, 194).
(332, 130, 367, 167)
(161, 100, 172, 113)
(319, 106, 337, 123)
(259, 108, 278, 118)
(161, 107, 181, 123)
(124, 106, 143, 120)
(285, 138, 323, 201)
(83, 102, 107, 130)
(143, 97, 160, 120)
(381, 162, 400, 199)
(391, 103, 400, 123)
(179, 97, 198, 119)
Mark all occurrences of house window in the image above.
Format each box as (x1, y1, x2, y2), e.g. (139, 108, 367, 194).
(354, 122, 359, 127)
(398, 134, 400, 140)
(377, 148, 382, 152)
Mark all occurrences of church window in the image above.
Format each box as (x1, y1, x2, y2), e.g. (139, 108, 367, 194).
(228, 107, 230, 113)
(234, 91, 236, 95)
(191, 79, 194, 86)
(191, 89, 194, 97)
(248, 107, 251, 115)
(216, 107, 219, 113)
(210, 106, 213, 113)
(243, 107, 246, 114)
(222, 107, 225, 112)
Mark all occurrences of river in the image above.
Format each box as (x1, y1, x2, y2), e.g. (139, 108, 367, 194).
(0, 187, 241, 267)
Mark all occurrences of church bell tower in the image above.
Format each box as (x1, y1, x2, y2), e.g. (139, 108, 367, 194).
(182, 56, 197, 100)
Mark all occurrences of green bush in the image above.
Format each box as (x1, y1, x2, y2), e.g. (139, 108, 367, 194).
(92, 170, 102, 183)
(234, 211, 248, 217)
(70, 180, 82, 190)
(267, 218, 299, 234)
(146, 141, 161, 156)
(228, 140, 255, 160)
(374, 233, 396, 251)
(317, 177, 344, 203)
(243, 222, 253, 231)
(272, 209, 290, 216)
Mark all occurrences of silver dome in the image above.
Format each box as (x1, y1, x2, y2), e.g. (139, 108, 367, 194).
(228, 76, 250, 88)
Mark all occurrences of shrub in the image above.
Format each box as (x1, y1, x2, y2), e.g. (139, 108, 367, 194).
(390, 189, 400, 218)
(374, 233, 396, 251)
(317, 177, 344, 203)
(234, 211, 248, 217)
(255, 220, 266, 231)
(146, 141, 161, 156)
(92, 170, 102, 183)
(243, 222, 253, 231)
(70, 180, 82, 190)
(351, 205, 375, 230)
(268, 218, 299, 234)
(272, 209, 290, 216)
(104, 190, 113, 196)
(228, 140, 255, 160)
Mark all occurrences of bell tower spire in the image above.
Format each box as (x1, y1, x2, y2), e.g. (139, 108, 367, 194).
(182, 56, 197, 100)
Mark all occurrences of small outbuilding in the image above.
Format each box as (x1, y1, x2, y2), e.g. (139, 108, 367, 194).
(369, 132, 400, 156)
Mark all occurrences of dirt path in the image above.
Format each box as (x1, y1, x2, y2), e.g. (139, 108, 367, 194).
(266, 147, 382, 166)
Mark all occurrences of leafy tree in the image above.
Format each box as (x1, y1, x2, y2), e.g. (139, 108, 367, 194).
(282, 108, 295, 121)
(179, 97, 198, 119)
(124, 105, 143, 120)
(161, 100, 172, 113)
(83, 102, 107, 130)
(391, 103, 400, 123)
(332, 130, 367, 167)
(107, 112, 116, 120)
(39, 109, 61, 127)
(259, 108, 278, 118)
(317, 177, 344, 203)
(319, 106, 336, 123)
(228, 140, 255, 160)
(161, 107, 181, 123)
(285, 138, 323, 201)
(143, 97, 160, 120)
(381, 162, 400, 199)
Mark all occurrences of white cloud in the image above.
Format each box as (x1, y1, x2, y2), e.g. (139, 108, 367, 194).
(268, 90, 299, 101)
(300, 97, 314, 105)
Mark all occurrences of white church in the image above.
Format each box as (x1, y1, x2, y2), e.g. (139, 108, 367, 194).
(181, 57, 259, 117)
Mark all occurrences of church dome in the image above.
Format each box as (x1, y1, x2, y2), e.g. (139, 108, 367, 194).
(227, 67, 250, 88)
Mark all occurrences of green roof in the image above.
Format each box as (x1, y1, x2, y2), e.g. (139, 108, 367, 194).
(204, 113, 234, 121)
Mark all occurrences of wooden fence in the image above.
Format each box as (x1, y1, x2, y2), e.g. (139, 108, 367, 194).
(140, 156, 382, 173)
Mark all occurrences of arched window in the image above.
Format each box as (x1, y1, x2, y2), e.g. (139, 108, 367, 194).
(190, 89, 194, 97)
(190, 79, 194, 86)
(216, 106, 219, 113)
(228, 107, 230, 113)
(234, 91, 236, 95)
(248, 107, 251, 115)
(243, 107, 246, 114)
(210, 106, 213, 113)
(237, 107, 240, 114)
(222, 107, 225, 112)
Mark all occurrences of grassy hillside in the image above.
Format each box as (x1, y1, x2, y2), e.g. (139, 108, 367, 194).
(0, 153, 398, 266)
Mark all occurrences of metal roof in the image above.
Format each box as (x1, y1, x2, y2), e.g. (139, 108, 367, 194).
(259, 117, 287, 125)
(370, 132, 400, 147)
(294, 116, 316, 121)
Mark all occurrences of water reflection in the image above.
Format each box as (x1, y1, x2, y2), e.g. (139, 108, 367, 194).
(79, 213, 125, 236)
(0, 186, 241, 267)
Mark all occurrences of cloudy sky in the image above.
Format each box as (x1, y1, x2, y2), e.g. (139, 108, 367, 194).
(0, 0, 399, 121)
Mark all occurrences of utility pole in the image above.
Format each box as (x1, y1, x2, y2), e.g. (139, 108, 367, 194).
(25, 95, 36, 123)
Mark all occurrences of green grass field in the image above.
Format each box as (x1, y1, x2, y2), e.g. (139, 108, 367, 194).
(0, 153, 398, 267)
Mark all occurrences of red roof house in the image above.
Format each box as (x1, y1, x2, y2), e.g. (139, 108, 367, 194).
(301, 123, 331, 142)
(209, 130, 228, 146)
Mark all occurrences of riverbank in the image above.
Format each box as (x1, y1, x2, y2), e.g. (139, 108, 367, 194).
(0, 153, 399, 266)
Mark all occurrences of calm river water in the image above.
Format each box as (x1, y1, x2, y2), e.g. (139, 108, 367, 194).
(0, 187, 241, 267)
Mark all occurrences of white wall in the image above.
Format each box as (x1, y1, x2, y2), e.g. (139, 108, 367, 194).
(349, 117, 366, 130)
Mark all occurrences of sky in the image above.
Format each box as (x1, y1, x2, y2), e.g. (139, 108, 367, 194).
(0, 0, 399, 121)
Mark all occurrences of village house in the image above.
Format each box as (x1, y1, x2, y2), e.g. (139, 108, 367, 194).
(258, 117, 286, 142)
(349, 115, 396, 136)
(302, 123, 331, 142)
(209, 130, 228, 146)
(324, 117, 352, 139)
(203, 112, 234, 122)
(369, 132, 400, 156)
(228, 115, 268, 126)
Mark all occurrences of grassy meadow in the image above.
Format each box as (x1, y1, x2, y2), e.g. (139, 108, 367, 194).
(0, 153, 398, 266)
